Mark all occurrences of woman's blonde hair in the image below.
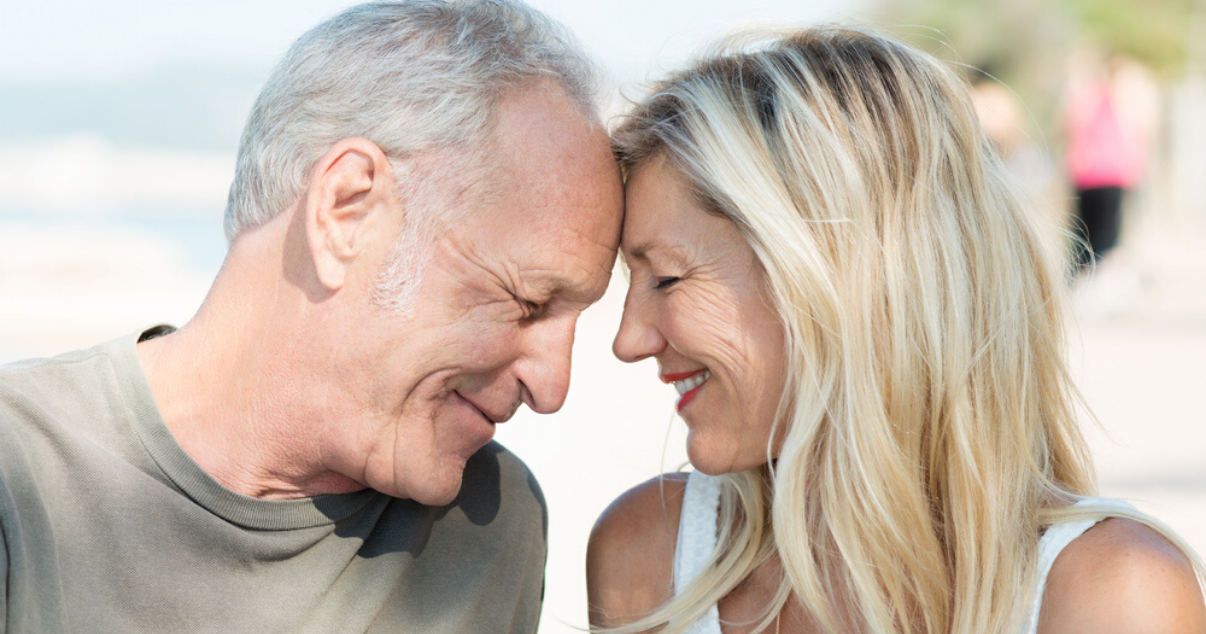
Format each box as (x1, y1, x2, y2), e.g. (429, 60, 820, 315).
(608, 26, 1200, 634)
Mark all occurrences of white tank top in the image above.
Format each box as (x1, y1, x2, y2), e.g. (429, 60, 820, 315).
(673, 470, 1134, 634)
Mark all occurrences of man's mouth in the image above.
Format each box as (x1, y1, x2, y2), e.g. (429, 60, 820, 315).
(454, 391, 517, 424)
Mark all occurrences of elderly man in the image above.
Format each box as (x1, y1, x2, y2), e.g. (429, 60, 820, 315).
(0, 1, 621, 632)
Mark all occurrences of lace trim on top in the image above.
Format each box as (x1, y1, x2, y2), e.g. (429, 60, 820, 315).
(675, 470, 1134, 634)
(674, 470, 724, 634)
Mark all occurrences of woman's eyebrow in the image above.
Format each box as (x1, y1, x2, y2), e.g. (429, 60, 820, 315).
(626, 240, 691, 264)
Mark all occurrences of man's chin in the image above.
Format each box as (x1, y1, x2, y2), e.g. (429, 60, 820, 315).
(385, 465, 467, 507)
(410, 484, 463, 507)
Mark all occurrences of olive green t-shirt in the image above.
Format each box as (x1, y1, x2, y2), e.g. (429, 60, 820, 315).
(0, 330, 547, 633)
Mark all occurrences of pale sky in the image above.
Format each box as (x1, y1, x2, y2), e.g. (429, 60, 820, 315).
(0, 0, 876, 215)
(0, 0, 877, 266)
(0, 0, 874, 86)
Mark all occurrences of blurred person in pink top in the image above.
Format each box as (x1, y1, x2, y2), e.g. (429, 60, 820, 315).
(1063, 51, 1158, 275)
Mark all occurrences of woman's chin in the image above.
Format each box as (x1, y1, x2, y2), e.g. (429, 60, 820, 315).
(686, 437, 766, 475)
(687, 459, 729, 476)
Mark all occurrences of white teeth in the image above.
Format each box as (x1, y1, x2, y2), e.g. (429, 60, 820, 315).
(673, 370, 711, 395)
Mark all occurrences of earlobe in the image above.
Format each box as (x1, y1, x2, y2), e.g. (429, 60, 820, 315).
(305, 138, 395, 291)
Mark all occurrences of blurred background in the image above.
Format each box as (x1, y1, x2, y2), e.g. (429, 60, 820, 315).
(2, 0, 1204, 632)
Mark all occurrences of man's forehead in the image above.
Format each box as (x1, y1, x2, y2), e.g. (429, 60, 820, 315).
(458, 83, 620, 309)
(521, 221, 616, 302)
(493, 86, 617, 195)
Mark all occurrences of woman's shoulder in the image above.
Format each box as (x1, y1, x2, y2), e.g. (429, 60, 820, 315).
(1039, 517, 1206, 633)
(587, 472, 691, 628)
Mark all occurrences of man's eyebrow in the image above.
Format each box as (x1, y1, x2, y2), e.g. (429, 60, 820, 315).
(528, 272, 607, 305)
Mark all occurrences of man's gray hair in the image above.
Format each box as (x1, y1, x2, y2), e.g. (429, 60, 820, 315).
(224, 0, 598, 239)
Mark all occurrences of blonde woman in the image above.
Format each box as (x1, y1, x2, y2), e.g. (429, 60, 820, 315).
(587, 26, 1206, 634)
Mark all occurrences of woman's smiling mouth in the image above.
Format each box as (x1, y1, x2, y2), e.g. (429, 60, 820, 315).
(659, 369, 711, 410)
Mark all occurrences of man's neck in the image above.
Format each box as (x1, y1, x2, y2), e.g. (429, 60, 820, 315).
(135, 224, 367, 500)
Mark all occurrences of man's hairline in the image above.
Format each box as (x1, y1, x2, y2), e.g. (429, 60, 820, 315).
(393, 78, 605, 228)
(227, 76, 599, 244)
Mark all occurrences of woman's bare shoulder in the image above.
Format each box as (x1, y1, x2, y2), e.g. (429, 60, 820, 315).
(1039, 517, 1206, 634)
(587, 472, 691, 629)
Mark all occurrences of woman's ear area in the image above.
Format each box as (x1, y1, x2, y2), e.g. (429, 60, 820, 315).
(303, 137, 398, 291)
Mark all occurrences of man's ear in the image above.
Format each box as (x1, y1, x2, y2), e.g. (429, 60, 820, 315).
(304, 137, 395, 291)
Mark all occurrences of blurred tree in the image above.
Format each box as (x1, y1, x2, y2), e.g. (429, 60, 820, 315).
(874, 0, 1199, 127)
(875, 0, 1058, 130)
(1062, 0, 1198, 74)
(877, 0, 1196, 74)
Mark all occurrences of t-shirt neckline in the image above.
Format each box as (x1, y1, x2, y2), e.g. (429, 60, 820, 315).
(113, 326, 381, 530)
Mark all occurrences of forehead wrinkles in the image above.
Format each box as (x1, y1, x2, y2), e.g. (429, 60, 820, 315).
(438, 203, 613, 310)
(503, 173, 619, 306)
(515, 222, 616, 305)
(477, 86, 620, 305)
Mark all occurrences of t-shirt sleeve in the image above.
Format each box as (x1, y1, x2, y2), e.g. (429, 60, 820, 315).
(1, 411, 13, 634)
(1, 427, 9, 633)
(1, 510, 8, 632)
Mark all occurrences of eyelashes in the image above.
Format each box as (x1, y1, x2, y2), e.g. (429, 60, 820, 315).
(508, 292, 548, 320)
(654, 276, 680, 290)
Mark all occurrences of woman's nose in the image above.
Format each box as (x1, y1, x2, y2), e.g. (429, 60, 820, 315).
(612, 286, 666, 363)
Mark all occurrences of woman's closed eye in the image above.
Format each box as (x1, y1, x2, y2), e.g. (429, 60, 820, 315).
(654, 276, 680, 290)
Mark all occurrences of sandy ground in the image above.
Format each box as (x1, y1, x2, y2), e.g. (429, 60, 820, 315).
(1069, 225, 1206, 579)
(1, 217, 1203, 632)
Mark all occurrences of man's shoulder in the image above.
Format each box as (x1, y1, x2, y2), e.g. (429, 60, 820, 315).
(0, 340, 123, 439)
(0, 335, 161, 493)
(0, 339, 124, 408)
(0, 344, 105, 384)
(1, 348, 93, 436)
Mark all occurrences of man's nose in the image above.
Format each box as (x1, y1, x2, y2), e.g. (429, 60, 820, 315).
(516, 312, 577, 414)
(612, 287, 665, 364)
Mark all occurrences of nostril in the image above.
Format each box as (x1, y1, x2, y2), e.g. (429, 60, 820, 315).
(519, 380, 535, 411)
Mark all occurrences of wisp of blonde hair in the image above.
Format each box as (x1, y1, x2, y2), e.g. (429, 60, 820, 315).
(607, 25, 1202, 634)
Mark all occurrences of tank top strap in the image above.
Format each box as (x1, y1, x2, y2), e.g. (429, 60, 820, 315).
(674, 470, 724, 634)
(1021, 497, 1136, 634)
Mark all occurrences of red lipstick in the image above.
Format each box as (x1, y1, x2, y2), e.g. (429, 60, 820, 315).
(659, 369, 710, 412)
(677, 383, 704, 411)
(659, 369, 707, 383)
